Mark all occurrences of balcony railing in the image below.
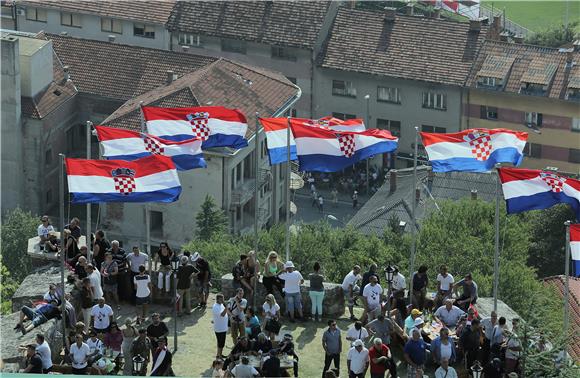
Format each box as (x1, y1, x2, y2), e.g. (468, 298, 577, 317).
(231, 179, 256, 206)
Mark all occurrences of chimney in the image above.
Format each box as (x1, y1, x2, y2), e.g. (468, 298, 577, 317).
(384, 7, 396, 23)
(566, 50, 574, 65)
(181, 45, 190, 52)
(166, 70, 175, 84)
(470, 190, 478, 200)
(499, 32, 509, 42)
(63, 65, 70, 81)
(432, 6, 441, 19)
(573, 40, 580, 52)
(480, 16, 489, 25)
(108, 35, 116, 43)
(405, 3, 414, 16)
(415, 188, 421, 203)
(60, 31, 68, 36)
(389, 170, 398, 193)
(513, 34, 524, 44)
(469, 19, 482, 32)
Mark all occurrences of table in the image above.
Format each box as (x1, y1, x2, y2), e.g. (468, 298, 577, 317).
(423, 321, 456, 342)
(241, 354, 294, 369)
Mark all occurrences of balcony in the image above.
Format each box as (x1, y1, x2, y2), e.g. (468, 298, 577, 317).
(231, 179, 256, 206)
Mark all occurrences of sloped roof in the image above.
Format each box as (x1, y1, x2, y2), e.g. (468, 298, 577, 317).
(102, 59, 298, 137)
(47, 34, 216, 101)
(319, 7, 488, 87)
(18, 0, 177, 25)
(542, 275, 580, 362)
(467, 40, 579, 100)
(166, 0, 330, 49)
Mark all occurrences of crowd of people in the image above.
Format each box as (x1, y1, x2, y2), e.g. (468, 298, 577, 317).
(20, 215, 527, 377)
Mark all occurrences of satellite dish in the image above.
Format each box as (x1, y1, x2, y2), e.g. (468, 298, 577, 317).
(289, 172, 304, 190)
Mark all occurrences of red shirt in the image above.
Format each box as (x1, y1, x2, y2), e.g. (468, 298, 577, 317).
(368, 344, 389, 374)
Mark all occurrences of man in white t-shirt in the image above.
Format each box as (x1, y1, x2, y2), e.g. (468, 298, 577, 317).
(435, 265, 455, 307)
(37, 216, 55, 248)
(35, 334, 52, 373)
(342, 265, 362, 321)
(362, 275, 383, 322)
(86, 264, 103, 301)
(134, 265, 152, 324)
(279, 261, 304, 323)
(434, 299, 465, 329)
(347, 339, 369, 377)
(346, 321, 369, 344)
(70, 334, 91, 375)
(90, 298, 113, 335)
(212, 293, 229, 359)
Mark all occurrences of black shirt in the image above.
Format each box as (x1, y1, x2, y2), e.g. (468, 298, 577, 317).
(109, 248, 128, 273)
(196, 258, 211, 281)
(75, 263, 88, 280)
(230, 341, 252, 357)
(27, 353, 43, 373)
(65, 224, 81, 240)
(81, 286, 93, 309)
(147, 322, 169, 349)
(360, 270, 380, 295)
(94, 238, 110, 268)
(252, 339, 273, 353)
(157, 250, 172, 266)
(176, 265, 197, 290)
(412, 272, 428, 291)
(262, 356, 281, 377)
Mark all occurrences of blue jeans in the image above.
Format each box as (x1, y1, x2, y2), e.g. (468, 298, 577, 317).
(285, 292, 302, 313)
(309, 290, 325, 316)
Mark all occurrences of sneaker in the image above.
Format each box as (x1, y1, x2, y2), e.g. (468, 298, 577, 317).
(21, 328, 27, 336)
(13, 324, 21, 330)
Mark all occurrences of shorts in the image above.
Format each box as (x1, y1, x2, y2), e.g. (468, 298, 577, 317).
(197, 280, 210, 295)
(215, 331, 226, 348)
(103, 283, 118, 293)
(21, 306, 47, 327)
(343, 286, 359, 307)
(285, 292, 302, 313)
(94, 326, 109, 334)
(136, 296, 151, 305)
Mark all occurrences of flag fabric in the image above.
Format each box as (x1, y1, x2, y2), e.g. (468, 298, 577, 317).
(290, 123, 398, 172)
(420, 128, 528, 172)
(260, 117, 366, 165)
(94, 125, 205, 171)
(571, 224, 580, 277)
(498, 167, 580, 219)
(142, 106, 248, 149)
(65, 155, 181, 204)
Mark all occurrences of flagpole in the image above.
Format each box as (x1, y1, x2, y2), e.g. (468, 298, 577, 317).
(285, 115, 292, 262)
(253, 112, 260, 306)
(139, 103, 152, 277)
(86, 121, 93, 264)
(564, 220, 571, 364)
(364, 95, 370, 195)
(59, 153, 66, 351)
(493, 164, 501, 312)
(409, 126, 419, 305)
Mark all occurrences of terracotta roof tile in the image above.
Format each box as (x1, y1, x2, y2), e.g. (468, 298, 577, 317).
(167, 0, 330, 49)
(320, 8, 488, 86)
(467, 40, 579, 100)
(542, 275, 580, 362)
(18, 0, 176, 25)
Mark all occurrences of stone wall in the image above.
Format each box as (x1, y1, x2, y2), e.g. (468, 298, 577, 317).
(11, 266, 75, 313)
(220, 274, 345, 318)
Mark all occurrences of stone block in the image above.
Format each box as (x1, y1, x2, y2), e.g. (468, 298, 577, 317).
(12, 266, 74, 313)
(220, 274, 345, 318)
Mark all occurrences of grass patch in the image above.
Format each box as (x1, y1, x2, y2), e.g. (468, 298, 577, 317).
(482, 1, 579, 32)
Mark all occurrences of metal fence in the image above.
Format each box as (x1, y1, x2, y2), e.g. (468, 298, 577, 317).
(480, 4, 533, 38)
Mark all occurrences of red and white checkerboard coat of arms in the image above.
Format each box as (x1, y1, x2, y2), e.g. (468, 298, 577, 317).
(186, 112, 210, 141)
(463, 131, 492, 161)
(304, 119, 331, 130)
(111, 167, 136, 195)
(540, 171, 566, 193)
(337, 134, 356, 158)
(143, 136, 165, 155)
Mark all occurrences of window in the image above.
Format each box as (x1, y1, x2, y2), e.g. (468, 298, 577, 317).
(236, 161, 242, 182)
(377, 118, 401, 137)
(477, 76, 503, 89)
(480, 105, 498, 120)
(524, 143, 542, 158)
(150, 211, 163, 236)
(377, 86, 401, 104)
(221, 38, 246, 54)
(422, 92, 447, 110)
(101, 18, 122, 34)
(271, 46, 297, 61)
(61, 12, 82, 27)
(45, 148, 52, 166)
(178, 32, 202, 46)
(524, 112, 543, 127)
(566, 88, 580, 101)
(421, 125, 447, 134)
(520, 82, 547, 96)
(134, 23, 155, 38)
(572, 118, 580, 132)
(332, 80, 357, 97)
(570, 148, 580, 164)
(332, 112, 357, 120)
(26, 7, 47, 22)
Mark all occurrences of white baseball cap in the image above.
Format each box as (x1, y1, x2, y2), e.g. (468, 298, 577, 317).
(190, 252, 200, 262)
(353, 339, 364, 347)
(284, 261, 295, 269)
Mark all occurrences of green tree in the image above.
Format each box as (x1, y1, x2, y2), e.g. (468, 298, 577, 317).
(0, 262, 19, 314)
(195, 195, 228, 241)
(0, 207, 38, 282)
(525, 21, 578, 48)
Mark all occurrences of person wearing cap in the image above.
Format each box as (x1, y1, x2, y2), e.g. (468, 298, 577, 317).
(404, 308, 423, 335)
(347, 339, 369, 378)
(262, 251, 285, 296)
(342, 265, 362, 321)
(191, 251, 212, 307)
(131, 329, 151, 376)
(20, 344, 42, 374)
(404, 328, 427, 378)
(150, 336, 173, 376)
(434, 299, 465, 329)
(407, 317, 427, 339)
(278, 333, 299, 377)
(430, 327, 457, 366)
(176, 255, 198, 315)
(368, 337, 397, 378)
(346, 321, 369, 344)
(435, 357, 458, 378)
(279, 261, 305, 323)
(86, 263, 104, 301)
(227, 288, 248, 344)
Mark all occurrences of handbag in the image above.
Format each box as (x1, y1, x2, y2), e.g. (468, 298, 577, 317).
(265, 318, 282, 334)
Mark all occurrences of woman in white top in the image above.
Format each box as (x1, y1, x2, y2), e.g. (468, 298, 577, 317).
(262, 294, 281, 341)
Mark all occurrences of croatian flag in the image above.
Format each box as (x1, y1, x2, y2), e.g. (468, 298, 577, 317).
(571, 224, 580, 277)
(142, 106, 248, 149)
(290, 123, 398, 172)
(260, 117, 366, 165)
(498, 167, 580, 220)
(95, 126, 205, 171)
(66, 155, 181, 204)
(420, 128, 528, 172)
